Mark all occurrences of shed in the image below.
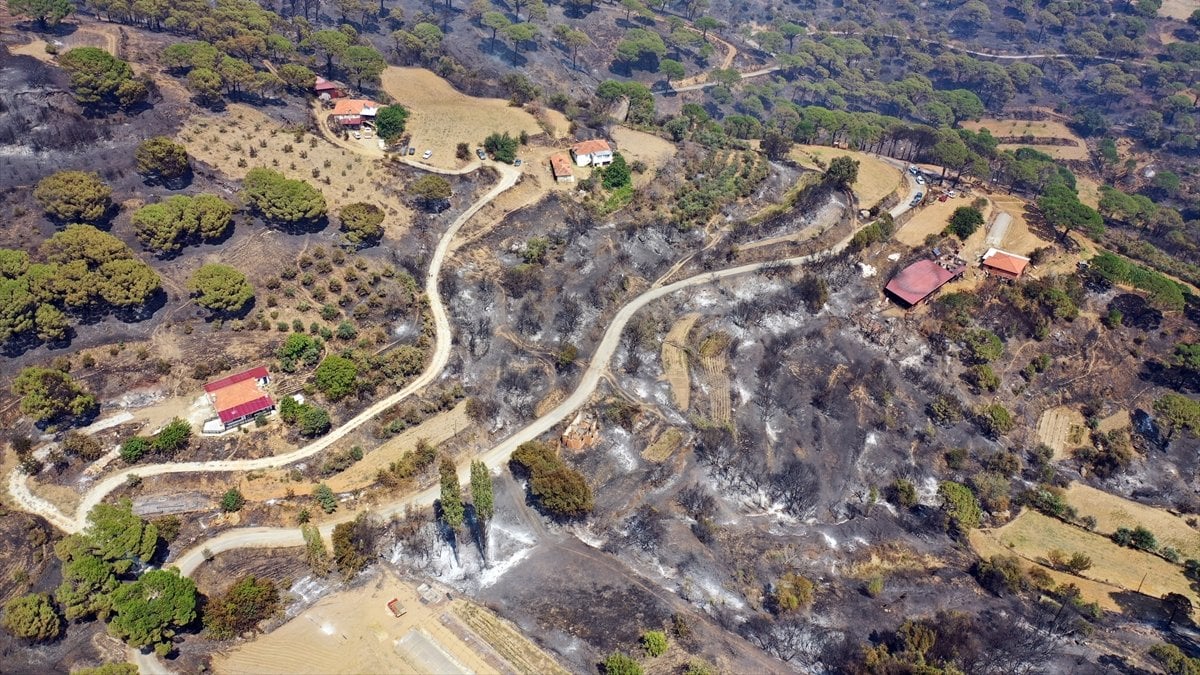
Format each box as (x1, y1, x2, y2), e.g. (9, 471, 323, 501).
(981, 248, 1031, 280)
(884, 259, 964, 307)
(550, 154, 575, 182)
(313, 76, 345, 98)
(204, 367, 274, 430)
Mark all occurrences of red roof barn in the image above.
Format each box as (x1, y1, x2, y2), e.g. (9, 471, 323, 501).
(981, 248, 1031, 280)
(204, 367, 274, 429)
(885, 260, 964, 307)
(313, 76, 345, 98)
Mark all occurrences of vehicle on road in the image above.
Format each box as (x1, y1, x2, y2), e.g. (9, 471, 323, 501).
(476, 148, 486, 160)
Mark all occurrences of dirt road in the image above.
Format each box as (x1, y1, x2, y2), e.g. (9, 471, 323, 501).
(7, 162, 522, 535)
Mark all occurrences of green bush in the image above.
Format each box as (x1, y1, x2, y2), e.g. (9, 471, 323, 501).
(641, 630, 668, 657)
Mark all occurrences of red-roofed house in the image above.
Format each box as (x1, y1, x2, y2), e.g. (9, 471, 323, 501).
(570, 139, 614, 167)
(313, 76, 345, 98)
(330, 99, 381, 127)
(204, 367, 274, 431)
(981, 248, 1031, 281)
(884, 259, 965, 307)
(550, 154, 575, 182)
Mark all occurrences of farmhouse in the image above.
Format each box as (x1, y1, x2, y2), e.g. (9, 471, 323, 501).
(981, 248, 1031, 280)
(885, 259, 965, 307)
(570, 139, 614, 167)
(203, 366, 274, 431)
(313, 76, 345, 99)
(330, 98, 381, 128)
(550, 154, 575, 183)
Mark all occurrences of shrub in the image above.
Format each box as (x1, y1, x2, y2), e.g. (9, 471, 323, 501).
(483, 131, 519, 163)
(313, 483, 337, 513)
(888, 478, 918, 508)
(603, 651, 643, 675)
(641, 630, 668, 657)
(1, 593, 62, 641)
(219, 488, 245, 513)
(120, 437, 151, 464)
(945, 206, 984, 239)
(973, 554, 1025, 596)
(938, 481, 982, 531)
(509, 441, 593, 517)
(204, 575, 279, 639)
(34, 170, 113, 223)
(770, 572, 814, 613)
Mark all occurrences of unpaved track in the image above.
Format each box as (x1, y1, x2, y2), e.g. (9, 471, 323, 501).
(7, 162, 521, 535)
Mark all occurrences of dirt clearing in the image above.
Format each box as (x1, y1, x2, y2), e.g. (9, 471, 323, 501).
(791, 145, 901, 209)
(970, 510, 1195, 615)
(1162, 0, 1200, 20)
(213, 571, 500, 674)
(661, 314, 698, 411)
(987, 195, 1051, 255)
(451, 601, 570, 675)
(380, 67, 544, 171)
(961, 119, 1089, 161)
(895, 196, 992, 253)
(328, 403, 469, 492)
(611, 126, 677, 188)
(1065, 483, 1200, 559)
(642, 427, 684, 463)
(1036, 406, 1087, 461)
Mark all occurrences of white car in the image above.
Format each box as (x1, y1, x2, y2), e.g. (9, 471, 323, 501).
(422, 150, 432, 159)
(916, 175, 926, 185)
(352, 131, 361, 140)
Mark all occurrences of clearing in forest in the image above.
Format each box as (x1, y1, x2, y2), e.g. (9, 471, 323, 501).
(894, 195, 992, 253)
(961, 119, 1089, 161)
(1065, 483, 1200, 560)
(791, 145, 902, 209)
(611, 126, 677, 188)
(1036, 406, 1087, 461)
(380, 67, 544, 170)
(970, 510, 1195, 615)
(662, 313, 699, 411)
(1161, 0, 1200, 21)
(642, 428, 684, 463)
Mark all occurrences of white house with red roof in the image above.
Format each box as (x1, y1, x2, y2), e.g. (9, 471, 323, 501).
(330, 99, 382, 127)
(570, 139, 614, 167)
(203, 367, 274, 432)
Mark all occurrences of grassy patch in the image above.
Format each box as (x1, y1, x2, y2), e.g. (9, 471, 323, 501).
(1065, 483, 1200, 560)
(642, 428, 684, 463)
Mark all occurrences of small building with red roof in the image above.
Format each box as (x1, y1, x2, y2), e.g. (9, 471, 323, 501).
(981, 248, 1031, 281)
(313, 76, 345, 98)
(885, 259, 965, 307)
(550, 154, 575, 182)
(204, 367, 274, 431)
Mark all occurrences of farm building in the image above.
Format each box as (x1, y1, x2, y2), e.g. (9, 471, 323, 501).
(981, 248, 1031, 280)
(313, 76, 345, 99)
(884, 259, 965, 307)
(203, 367, 274, 432)
(570, 139, 614, 167)
(550, 154, 575, 182)
(330, 98, 381, 127)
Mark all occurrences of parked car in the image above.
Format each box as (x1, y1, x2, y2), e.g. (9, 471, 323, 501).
(352, 130, 361, 140)
(915, 175, 926, 185)
(408, 147, 415, 156)
(947, 189, 958, 198)
(937, 194, 949, 202)
(907, 165, 918, 174)
(514, 158, 522, 167)
(476, 148, 486, 160)
(422, 149, 432, 159)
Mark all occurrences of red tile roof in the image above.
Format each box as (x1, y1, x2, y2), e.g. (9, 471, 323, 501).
(314, 77, 341, 91)
(885, 260, 961, 306)
(550, 154, 573, 177)
(205, 367, 274, 424)
(571, 139, 611, 155)
(331, 99, 380, 117)
(982, 250, 1030, 277)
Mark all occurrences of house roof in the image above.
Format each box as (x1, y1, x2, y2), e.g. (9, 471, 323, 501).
(885, 259, 961, 306)
(571, 139, 612, 155)
(550, 154, 574, 177)
(981, 248, 1031, 277)
(331, 99, 381, 117)
(204, 367, 274, 424)
(313, 77, 341, 91)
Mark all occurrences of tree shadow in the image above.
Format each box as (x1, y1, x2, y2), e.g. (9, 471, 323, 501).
(465, 503, 488, 564)
(433, 500, 460, 566)
(114, 287, 169, 323)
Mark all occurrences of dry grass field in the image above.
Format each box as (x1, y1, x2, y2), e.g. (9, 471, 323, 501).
(894, 195, 991, 252)
(380, 67, 544, 171)
(611, 126, 677, 188)
(642, 427, 684, 463)
(987, 195, 1051, 256)
(10, 23, 120, 62)
(1162, 0, 1200, 20)
(178, 104, 415, 237)
(1036, 406, 1088, 461)
(213, 572, 503, 674)
(1076, 175, 1103, 210)
(791, 145, 902, 208)
(961, 119, 1090, 161)
(451, 602, 570, 675)
(698, 333, 732, 426)
(328, 403, 469, 492)
(970, 511, 1195, 614)
(662, 314, 699, 411)
(1065, 483, 1200, 560)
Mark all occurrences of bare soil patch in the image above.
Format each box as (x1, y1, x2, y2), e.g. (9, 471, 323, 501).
(962, 119, 1089, 161)
(987, 195, 1051, 256)
(611, 126, 677, 188)
(791, 145, 901, 209)
(380, 67, 544, 171)
(1036, 405, 1087, 461)
(895, 195, 992, 254)
(1065, 483, 1200, 560)
(661, 313, 698, 411)
(642, 427, 684, 463)
(328, 403, 469, 492)
(1162, 0, 1200, 20)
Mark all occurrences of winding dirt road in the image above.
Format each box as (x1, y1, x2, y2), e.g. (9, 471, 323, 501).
(6, 162, 521, 535)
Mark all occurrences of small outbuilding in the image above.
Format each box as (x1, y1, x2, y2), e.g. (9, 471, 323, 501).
(204, 367, 274, 431)
(885, 259, 965, 307)
(981, 248, 1031, 281)
(313, 76, 345, 98)
(570, 139, 614, 167)
(550, 154, 575, 183)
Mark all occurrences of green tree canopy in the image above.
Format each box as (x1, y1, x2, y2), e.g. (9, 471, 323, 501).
(55, 550, 118, 620)
(439, 458, 465, 531)
(339, 202, 385, 246)
(407, 175, 452, 210)
(1, 593, 62, 642)
(97, 258, 162, 307)
(58, 47, 147, 109)
(135, 137, 190, 182)
(484, 131, 519, 163)
(12, 365, 97, 425)
(277, 333, 324, 372)
(132, 194, 234, 254)
(9, 0, 73, 27)
(341, 45, 386, 88)
(278, 63, 316, 92)
(374, 105, 410, 142)
(824, 155, 859, 190)
(470, 460, 494, 521)
(188, 263, 254, 314)
(108, 569, 198, 655)
(34, 170, 113, 223)
(314, 354, 358, 400)
(602, 153, 632, 190)
(84, 500, 159, 570)
(938, 480, 982, 530)
(946, 206, 984, 239)
(152, 418, 192, 456)
(242, 168, 327, 226)
(204, 575, 279, 639)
